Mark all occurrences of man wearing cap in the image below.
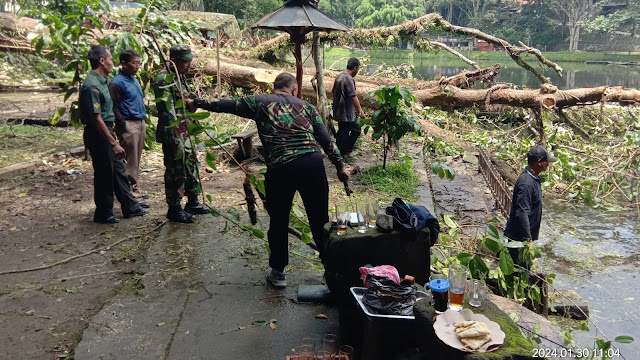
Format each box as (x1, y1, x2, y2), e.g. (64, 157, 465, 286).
(504, 145, 558, 268)
(80, 45, 149, 224)
(152, 44, 211, 223)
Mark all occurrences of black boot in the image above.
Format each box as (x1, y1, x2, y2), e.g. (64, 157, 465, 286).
(166, 205, 195, 223)
(184, 200, 212, 215)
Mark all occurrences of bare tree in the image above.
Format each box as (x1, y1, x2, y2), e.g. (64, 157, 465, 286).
(553, 0, 597, 51)
(177, 0, 204, 12)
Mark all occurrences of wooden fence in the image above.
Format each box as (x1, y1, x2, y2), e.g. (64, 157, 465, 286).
(478, 149, 512, 217)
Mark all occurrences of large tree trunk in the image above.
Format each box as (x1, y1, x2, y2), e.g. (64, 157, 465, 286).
(199, 59, 640, 111)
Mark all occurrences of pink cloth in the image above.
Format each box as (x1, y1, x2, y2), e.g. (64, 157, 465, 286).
(359, 265, 401, 287)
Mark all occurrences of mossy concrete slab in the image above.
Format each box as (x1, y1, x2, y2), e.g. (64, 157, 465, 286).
(414, 297, 535, 359)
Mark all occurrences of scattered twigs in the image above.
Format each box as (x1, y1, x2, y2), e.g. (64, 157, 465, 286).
(555, 108, 590, 139)
(0, 221, 167, 276)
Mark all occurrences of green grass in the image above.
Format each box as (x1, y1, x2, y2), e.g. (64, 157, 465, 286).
(324, 48, 640, 65)
(0, 124, 83, 168)
(116, 275, 144, 296)
(357, 158, 420, 201)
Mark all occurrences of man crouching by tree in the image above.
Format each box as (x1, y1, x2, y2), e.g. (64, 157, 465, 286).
(185, 73, 350, 288)
(152, 44, 211, 223)
(80, 45, 149, 224)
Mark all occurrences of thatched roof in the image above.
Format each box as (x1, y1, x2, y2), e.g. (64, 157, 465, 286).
(109, 10, 240, 39)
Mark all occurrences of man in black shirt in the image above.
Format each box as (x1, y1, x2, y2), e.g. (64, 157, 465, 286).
(332, 57, 365, 161)
(504, 145, 557, 267)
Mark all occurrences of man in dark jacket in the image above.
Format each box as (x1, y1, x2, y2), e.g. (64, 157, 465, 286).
(186, 73, 349, 288)
(504, 145, 557, 267)
(109, 49, 149, 204)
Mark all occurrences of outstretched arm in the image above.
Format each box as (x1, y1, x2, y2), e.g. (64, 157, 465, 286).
(189, 97, 260, 120)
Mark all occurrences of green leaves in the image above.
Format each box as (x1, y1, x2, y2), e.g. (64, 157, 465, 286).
(365, 85, 419, 168)
(484, 238, 502, 253)
(456, 252, 473, 266)
(431, 162, 455, 180)
(499, 251, 515, 275)
(205, 151, 217, 170)
(614, 335, 634, 344)
(187, 111, 212, 121)
(468, 255, 489, 279)
(48, 107, 66, 126)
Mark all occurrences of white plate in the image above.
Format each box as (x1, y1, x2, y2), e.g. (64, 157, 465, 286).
(433, 309, 505, 353)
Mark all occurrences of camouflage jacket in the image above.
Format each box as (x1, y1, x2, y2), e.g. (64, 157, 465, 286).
(152, 70, 193, 143)
(194, 94, 344, 170)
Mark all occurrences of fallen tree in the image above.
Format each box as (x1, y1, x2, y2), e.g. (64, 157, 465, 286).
(198, 57, 640, 111)
(4, 12, 640, 132)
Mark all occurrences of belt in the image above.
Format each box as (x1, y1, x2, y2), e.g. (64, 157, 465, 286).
(126, 118, 145, 121)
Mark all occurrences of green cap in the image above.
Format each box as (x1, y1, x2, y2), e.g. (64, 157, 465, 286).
(169, 44, 195, 61)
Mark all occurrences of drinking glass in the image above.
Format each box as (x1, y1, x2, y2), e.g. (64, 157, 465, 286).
(356, 201, 369, 233)
(468, 279, 487, 307)
(339, 345, 355, 360)
(323, 334, 339, 357)
(316, 350, 332, 360)
(367, 199, 379, 228)
(448, 264, 468, 311)
(336, 204, 349, 236)
(301, 337, 315, 353)
(296, 345, 314, 360)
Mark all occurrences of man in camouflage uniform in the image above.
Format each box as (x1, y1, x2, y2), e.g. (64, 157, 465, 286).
(153, 44, 211, 223)
(186, 73, 350, 288)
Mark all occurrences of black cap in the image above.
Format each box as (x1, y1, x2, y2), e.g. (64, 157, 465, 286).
(528, 145, 558, 163)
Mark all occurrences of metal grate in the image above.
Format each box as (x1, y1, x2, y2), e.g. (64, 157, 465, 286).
(478, 148, 512, 217)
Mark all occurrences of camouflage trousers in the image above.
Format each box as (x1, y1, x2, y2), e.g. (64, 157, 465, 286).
(162, 135, 201, 207)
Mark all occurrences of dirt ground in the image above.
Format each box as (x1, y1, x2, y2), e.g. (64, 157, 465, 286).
(0, 116, 430, 359)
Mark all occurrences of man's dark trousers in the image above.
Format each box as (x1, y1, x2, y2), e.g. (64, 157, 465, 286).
(84, 123, 141, 219)
(336, 121, 360, 155)
(265, 152, 329, 272)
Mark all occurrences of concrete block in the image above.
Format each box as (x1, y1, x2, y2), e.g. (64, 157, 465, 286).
(548, 289, 589, 320)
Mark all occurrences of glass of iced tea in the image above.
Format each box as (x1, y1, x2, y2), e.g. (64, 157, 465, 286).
(336, 203, 349, 236)
(367, 198, 379, 228)
(448, 264, 468, 311)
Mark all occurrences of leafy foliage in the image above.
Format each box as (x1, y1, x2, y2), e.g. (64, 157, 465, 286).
(362, 85, 420, 169)
(435, 216, 548, 306)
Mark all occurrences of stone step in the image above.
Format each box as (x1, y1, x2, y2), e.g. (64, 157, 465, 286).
(548, 289, 590, 320)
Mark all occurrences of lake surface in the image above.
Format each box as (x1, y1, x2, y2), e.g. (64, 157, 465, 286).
(537, 204, 639, 358)
(322, 56, 640, 90)
(404, 61, 640, 90)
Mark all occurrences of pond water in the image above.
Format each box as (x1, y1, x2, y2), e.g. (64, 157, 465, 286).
(537, 204, 640, 357)
(322, 56, 640, 90)
(382, 60, 640, 90)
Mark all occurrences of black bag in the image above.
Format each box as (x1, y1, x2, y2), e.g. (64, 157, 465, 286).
(361, 274, 417, 316)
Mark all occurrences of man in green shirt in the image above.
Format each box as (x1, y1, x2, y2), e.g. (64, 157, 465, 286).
(186, 73, 349, 287)
(80, 45, 148, 224)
